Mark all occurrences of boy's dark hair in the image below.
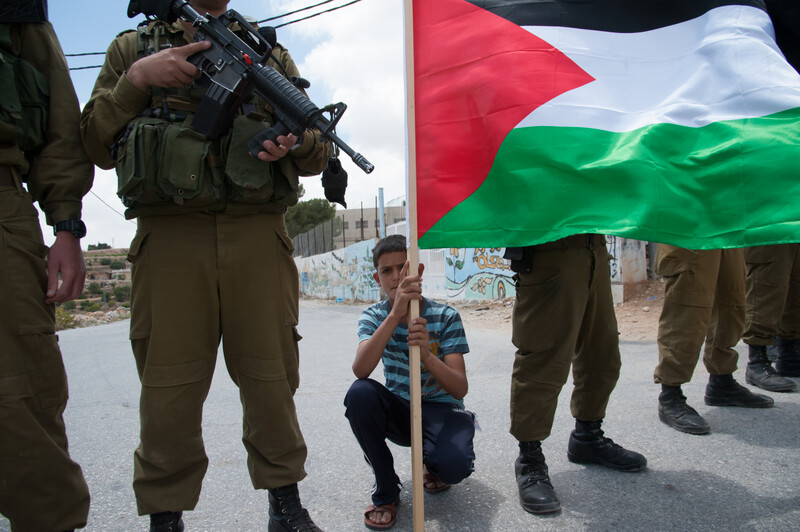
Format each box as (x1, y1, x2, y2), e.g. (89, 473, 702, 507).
(372, 234, 407, 268)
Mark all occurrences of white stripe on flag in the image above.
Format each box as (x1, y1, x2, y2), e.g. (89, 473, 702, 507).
(517, 5, 800, 132)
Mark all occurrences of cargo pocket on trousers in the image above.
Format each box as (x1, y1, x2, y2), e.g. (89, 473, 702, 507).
(127, 230, 150, 342)
(275, 226, 299, 327)
(26, 333, 68, 409)
(1, 218, 54, 335)
(655, 246, 697, 277)
(511, 266, 560, 353)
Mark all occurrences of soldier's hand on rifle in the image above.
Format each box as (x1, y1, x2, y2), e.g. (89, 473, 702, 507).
(257, 134, 299, 162)
(126, 40, 211, 91)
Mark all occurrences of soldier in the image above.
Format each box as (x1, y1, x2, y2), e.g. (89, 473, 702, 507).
(0, 3, 92, 531)
(741, 1, 800, 391)
(654, 246, 773, 435)
(742, 245, 800, 392)
(80, 1, 329, 530)
(505, 236, 646, 515)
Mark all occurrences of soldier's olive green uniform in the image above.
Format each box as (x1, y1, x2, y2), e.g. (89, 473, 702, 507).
(743, 244, 800, 345)
(510, 235, 621, 442)
(0, 22, 91, 532)
(80, 21, 328, 515)
(654, 245, 745, 385)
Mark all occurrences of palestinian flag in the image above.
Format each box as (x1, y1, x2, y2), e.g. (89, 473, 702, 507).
(411, 0, 800, 250)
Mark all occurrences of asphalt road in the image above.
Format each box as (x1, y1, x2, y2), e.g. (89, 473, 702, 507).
(2, 301, 799, 531)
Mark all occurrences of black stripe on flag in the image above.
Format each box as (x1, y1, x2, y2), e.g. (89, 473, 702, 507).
(467, 0, 767, 33)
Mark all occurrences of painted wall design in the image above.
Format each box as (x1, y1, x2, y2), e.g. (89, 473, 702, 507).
(296, 235, 640, 303)
(443, 247, 515, 300)
(296, 239, 381, 301)
(296, 239, 515, 302)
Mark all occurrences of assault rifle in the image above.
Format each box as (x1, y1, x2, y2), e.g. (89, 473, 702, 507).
(126, 0, 374, 177)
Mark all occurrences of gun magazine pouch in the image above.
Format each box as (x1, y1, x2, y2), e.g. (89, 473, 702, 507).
(115, 114, 280, 209)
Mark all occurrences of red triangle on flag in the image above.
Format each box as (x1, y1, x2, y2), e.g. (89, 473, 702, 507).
(413, 0, 594, 239)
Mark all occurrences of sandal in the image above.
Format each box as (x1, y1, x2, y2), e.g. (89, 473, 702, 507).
(423, 467, 451, 494)
(364, 500, 397, 530)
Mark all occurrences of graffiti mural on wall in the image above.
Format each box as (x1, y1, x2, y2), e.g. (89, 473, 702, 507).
(606, 236, 621, 282)
(444, 248, 515, 301)
(296, 239, 381, 301)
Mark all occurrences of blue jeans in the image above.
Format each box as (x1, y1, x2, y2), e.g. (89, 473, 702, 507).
(344, 378, 475, 506)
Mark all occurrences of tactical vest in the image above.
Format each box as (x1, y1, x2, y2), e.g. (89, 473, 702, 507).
(0, 24, 49, 154)
(113, 20, 300, 212)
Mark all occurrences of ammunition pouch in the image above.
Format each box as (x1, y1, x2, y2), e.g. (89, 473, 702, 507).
(224, 114, 275, 203)
(0, 24, 49, 154)
(114, 113, 290, 209)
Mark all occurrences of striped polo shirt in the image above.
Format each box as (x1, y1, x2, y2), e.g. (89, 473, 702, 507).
(357, 297, 470, 407)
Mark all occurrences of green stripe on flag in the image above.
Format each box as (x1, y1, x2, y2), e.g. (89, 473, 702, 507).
(418, 107, 800, 250)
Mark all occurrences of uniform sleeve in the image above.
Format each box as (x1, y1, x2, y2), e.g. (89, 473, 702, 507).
(272, 45, 330, 177)
(80, 31, 152, 170)
(20, 22, 93, 225)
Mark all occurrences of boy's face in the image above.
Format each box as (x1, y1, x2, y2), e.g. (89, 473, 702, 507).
(373, 251, 407, 303)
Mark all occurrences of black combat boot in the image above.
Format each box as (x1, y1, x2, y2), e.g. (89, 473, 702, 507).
(514, 441, 560, 514)
(658, 384, 710, 434)
(567, 419, 647, 472)
(766, 336, 779, 362)
(775, 337, 800, 377)
(745, 344, 797, 392)
(268, 483, 323, 532)
(704, 373, 774, 408)
(149, 511, 184, 532)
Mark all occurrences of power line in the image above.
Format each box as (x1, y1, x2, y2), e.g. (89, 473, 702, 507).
(274, 0, 363, 28)
(66, 0, 368, 70)
(89, 190, 136, 223)
(258, 0, 335, 23)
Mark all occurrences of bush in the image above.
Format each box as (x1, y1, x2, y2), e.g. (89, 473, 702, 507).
(109, 260, 125, 270)
(86, 282, 102, 295)
(114, 285, 131, 302)
(99, 258, 111, 265)
(79, 300, 102, 312)
(62, 300, 76, 311)
(55, 306, 77, 330)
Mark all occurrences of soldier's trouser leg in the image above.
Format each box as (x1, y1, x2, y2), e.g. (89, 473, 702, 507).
(570, 246, 621, 422)
(0, 188, 89, 531)
(216, 213, 306, 490)
(778, 245, 800, 339)
(129, 213, 306, 516)
(510, 242, 620, 442)
(703, 249, 745, 375)
(654, 247, 719, 385)
(743, 244, 797, 345)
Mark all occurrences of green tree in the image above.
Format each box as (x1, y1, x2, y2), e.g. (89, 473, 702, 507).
(285, 198, 336, 239)
(99, 257, 111, 266)
(109, 260, 125, 270)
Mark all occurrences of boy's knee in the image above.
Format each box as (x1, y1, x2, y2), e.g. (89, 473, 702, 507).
(344, 378, 381, 414)
(426, 447, 474, 485)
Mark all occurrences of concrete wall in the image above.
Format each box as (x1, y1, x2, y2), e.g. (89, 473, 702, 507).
(295, 222, 647, 304)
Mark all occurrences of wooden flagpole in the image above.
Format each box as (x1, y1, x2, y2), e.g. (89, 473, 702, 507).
(403, 0, 425, 529)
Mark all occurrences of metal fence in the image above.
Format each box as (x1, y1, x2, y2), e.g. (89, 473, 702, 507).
(292, 218, 340, 257)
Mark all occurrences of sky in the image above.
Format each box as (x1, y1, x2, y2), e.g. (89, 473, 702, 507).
(43, 0, 407, 249)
